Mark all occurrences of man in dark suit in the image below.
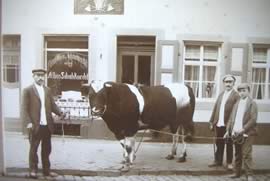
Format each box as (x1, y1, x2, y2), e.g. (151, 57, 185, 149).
(209, 74, 240, 169)
(22, 68, 65, 178)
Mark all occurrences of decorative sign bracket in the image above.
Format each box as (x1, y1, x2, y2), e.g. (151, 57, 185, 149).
(74, 0, 124, 15)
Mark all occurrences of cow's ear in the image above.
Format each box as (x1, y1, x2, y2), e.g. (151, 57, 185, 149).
(80, 83, 90, 96)
(81, 83, 96, 97)
(88, 85, 96, 96)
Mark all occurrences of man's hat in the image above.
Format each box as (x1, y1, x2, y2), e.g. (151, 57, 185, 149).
(32, 68, 47, 74)
(222, 74, 236, 82)
(237, 83, 250, 91)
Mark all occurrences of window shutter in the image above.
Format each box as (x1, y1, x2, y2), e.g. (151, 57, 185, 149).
(156, 40, 179, 85)
(227, 43, 249, 85)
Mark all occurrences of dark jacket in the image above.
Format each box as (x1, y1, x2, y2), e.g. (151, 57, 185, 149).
(210, 89, 240, 127)
(227, 97, 258, 136)
(21, 84, 62, 133)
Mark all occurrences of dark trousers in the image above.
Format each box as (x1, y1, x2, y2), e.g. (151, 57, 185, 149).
(215, 126, 233, 164)
(234, 136, 254, 176)
(29, 125, 52, 175)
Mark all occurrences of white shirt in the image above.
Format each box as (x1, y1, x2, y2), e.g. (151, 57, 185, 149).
(233, 97, 248, 133)
(34, 83, 47, 125)
(217, 89, 233, 127)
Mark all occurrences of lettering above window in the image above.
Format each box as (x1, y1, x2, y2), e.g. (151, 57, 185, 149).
(45, 36, 89, 96)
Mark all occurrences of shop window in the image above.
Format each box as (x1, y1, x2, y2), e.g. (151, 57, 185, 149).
(45, 35, 89, 118)
(183, 44, 220, 99)
(251, 46, 270, 100)
(2, 35, 20, 87)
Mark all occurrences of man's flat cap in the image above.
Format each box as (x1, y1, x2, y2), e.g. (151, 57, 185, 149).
(32, 68, 47, 74)
(222, 74, 236, 82)
(237, 83, 250, 91)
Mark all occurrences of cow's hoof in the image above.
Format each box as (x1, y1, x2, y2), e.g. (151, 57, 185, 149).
(121, 164, 130, 172)
(184, 134, 193, 142)
(131, 154, 136, 162)
(177, 152, 187, 162)
(177, 156, 186, 162)
(166, 154, 174, 160)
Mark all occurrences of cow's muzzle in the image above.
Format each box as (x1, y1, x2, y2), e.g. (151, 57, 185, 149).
(91, 106, 106, 117)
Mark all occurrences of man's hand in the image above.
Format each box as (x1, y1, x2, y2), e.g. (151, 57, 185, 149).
(223, 131, 229, 139)
(209, 123, 214, 131)
(233, 129, 245, 137)
(239, 128, 245, 135)
(60, 111, 69, 120)
(27, 123, 33, 129)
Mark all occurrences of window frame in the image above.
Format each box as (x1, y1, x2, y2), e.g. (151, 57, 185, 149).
(183, 42, 221, 101)
(251, 46, 270, 100)
(2, 35, 20, 88)
(118, 50, 155, 86)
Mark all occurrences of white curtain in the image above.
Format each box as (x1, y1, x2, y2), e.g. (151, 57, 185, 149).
(251, 68, 265, 99)
(185, 65, 199, 97)
(202, 66, 217, 98)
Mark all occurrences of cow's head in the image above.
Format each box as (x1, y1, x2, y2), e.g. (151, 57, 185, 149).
(83, 81, 113, 118)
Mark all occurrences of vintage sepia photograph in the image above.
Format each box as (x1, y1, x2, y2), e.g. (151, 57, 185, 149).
(1, 0, 270, 181)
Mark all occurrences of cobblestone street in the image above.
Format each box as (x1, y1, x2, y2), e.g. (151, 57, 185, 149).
(1, 174, 270, 181)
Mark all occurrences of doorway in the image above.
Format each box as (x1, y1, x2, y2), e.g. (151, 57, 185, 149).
(117, 36, 156, 86)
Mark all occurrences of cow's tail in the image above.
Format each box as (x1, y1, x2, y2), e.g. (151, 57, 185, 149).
(186, 84, 195, 136)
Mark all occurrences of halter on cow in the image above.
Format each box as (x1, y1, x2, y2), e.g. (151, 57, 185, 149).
(83, 81, 195, 167)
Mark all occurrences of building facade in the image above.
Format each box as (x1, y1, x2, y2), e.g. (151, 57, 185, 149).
(2, 0, 270, 143)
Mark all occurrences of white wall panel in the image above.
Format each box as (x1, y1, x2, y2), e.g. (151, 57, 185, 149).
(2, 0, 270, 122)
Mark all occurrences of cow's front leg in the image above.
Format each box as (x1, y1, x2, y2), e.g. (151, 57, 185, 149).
(166, 133, 178, 160)
(166, 127, 180, 160)
(120, 137, 136, 165)
(177, 128, 187, 162)
(120, 139, 129, 164)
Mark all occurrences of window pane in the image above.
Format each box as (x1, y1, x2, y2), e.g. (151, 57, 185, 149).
(7, 65, 16, 82)
(121, 55, 135, 84)
(161, 73, 173, 85)
(251, 68, 266, 99)
(3, 35, 20, 85)
(161, 45, 174, 69)
(203, 66, 216, 81)
(231, 48, 244, 71)
(204, 46, 218, 62)
(202, 66, 217, 98)
(185, 81, 199, 98)
(138, 56, 151, 86)
(184, 65, 200, 97)
(185, 65, 199, 81)
(3, 35, 20, 49)
(185, 45, 200, 61)
(46, 36, 88, 49)
(253, 48, 267, 63)
(3, 65, 19, 83)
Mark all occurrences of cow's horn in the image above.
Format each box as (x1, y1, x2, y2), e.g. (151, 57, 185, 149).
(104, 83, 113, 87)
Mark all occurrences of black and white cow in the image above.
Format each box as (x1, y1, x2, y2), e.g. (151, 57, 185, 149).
(84, 81, 195, 166)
